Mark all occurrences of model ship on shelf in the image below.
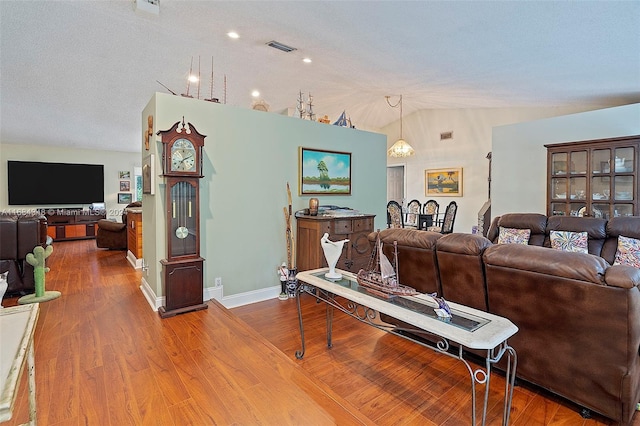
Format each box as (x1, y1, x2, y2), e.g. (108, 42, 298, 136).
(357, 234, 418, 298)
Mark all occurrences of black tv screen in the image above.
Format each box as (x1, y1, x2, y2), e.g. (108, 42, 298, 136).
(8, 160, 104, 205)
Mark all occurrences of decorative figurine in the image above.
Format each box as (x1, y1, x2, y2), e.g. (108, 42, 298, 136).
(0, 271, 8, 308)
(320, 233, 349, 280)
(277, 263, 289, 301)
(429, 292, 452, 318)
(19, 245, 61, 304)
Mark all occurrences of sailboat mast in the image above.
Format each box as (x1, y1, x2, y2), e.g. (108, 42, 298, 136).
(393, 241, 399, 284)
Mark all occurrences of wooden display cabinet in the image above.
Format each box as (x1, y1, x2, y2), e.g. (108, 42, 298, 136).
(296, 214, 375, 272)
(546, 135, 639, 218)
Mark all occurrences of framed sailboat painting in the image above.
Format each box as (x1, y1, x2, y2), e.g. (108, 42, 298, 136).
(299, 147, 351, 195)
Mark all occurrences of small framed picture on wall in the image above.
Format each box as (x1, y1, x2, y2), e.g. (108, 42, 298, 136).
(119, 171, 131, 179)
(118, 193, 132, 204)
(120, 181, 130, 191)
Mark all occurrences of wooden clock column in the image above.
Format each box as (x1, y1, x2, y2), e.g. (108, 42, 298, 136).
(157, 119, 208, 318)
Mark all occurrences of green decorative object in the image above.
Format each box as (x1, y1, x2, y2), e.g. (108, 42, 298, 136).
(19, 245, 61, 304)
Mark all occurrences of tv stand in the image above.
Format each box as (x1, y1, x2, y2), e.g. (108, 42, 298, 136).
(45, 208, 106, 242)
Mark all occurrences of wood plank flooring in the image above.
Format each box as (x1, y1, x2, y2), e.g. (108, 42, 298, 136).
(2, 239, 636, 425)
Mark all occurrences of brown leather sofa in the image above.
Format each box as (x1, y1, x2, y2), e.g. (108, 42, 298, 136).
(369, 214, 640, 424)
(96, 201, 141, 250)
(0, 212, 49, 297)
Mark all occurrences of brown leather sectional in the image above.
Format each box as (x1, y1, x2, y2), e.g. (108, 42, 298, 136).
(369, 214, 640, 424)
(0, 212, 49, 297)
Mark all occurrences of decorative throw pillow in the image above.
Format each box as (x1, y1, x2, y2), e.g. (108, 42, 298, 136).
(614, 235, 640, 268)
(550, 230, 588, 253)
(497, 227, 531, 245)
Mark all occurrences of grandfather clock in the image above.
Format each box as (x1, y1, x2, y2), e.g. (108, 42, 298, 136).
(157, 118, 208, 318)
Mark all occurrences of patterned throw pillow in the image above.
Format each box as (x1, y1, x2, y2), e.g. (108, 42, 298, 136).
(614, 235, 640, 268)
(550, 230, 588, 253)
(497, 227, 531, 245)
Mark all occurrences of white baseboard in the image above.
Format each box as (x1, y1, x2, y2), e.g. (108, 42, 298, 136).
(126, 250, 143, 269)
(217, 285, 281, 309)
(139, 279, 282, 312)
(139, 276, 161, 311)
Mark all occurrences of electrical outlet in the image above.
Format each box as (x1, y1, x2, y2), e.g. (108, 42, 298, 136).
(214, 277, 222, 287)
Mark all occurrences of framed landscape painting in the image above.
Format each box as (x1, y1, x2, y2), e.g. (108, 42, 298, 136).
(425, 167, 463, 196)
(299, 147, 351, 195)
(118, 193, 132, 204)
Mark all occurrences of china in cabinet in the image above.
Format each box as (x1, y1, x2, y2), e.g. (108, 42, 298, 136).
(545, 135, 639, 218)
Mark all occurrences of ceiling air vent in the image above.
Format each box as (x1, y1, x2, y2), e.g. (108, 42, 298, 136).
(266, 40, 297, 53)
(440, 131, 454, 141)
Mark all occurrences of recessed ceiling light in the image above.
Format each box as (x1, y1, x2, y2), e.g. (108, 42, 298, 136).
(188, 75, 199, 83)
(227, 31, 239, 39)
(251, 90, 260, 98)
(303, 57, 312, 63)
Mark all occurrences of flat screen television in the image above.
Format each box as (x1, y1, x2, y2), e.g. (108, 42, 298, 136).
(8, 160, 104, 205)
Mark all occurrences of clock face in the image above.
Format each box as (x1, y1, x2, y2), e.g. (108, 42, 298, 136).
(170, 139, 196, 172)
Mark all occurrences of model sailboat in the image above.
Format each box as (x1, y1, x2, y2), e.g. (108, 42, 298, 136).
(357, 234, 418, 298)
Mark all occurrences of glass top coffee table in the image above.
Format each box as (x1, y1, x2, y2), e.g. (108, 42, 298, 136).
(295, 268, 518, 426)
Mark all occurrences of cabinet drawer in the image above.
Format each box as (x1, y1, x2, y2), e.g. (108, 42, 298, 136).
(353, 217, 373, 232)
(332, 220, 353, 234)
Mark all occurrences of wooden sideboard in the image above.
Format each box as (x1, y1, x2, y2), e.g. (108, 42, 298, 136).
(296, 214, 375, 273)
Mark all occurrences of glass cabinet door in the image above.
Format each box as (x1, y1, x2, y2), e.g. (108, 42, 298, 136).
(570, 151, 587, 174)
(592, 149, 611, 174)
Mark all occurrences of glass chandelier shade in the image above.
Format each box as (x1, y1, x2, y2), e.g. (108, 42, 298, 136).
(387, 138, 415, 157)
(386, 94, 415, 157)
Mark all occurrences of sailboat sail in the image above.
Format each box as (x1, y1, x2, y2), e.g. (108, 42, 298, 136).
(378, 242, 396, 279)
(356, 233, 418, 298)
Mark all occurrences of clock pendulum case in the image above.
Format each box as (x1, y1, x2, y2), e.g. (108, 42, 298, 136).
(157, 118, 208, 318)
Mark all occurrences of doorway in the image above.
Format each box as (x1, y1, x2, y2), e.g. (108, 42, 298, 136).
(387, 165, 405, 205)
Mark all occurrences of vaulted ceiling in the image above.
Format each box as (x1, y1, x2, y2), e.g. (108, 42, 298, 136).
(1, 1, 639, 153)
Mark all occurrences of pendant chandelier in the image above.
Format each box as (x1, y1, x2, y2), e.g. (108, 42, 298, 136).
(386, 94, 415, 157)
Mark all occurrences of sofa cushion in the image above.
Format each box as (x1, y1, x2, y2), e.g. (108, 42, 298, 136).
(613, 235, 640, 268)
(602, 217, 640, 265)
(550, 230, 588, 253)
(483, 244, 608, 285)
(487, 213, 547, 245)
(545, 216, 607, 256)
(497, 227, 530, 245)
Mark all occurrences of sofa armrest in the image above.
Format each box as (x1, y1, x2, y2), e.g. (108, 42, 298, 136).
(97, 219, 126, 232)
(604, 264, 640, 289)
(483, 244, 608, 284)
(370, 228, 442, 249)
(436, 233, 492, 255)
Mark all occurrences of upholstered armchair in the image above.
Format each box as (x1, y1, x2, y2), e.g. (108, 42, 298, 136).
(96, 201, 141, 250)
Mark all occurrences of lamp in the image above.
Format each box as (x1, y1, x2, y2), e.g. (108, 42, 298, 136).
(385, 95, 415, 157)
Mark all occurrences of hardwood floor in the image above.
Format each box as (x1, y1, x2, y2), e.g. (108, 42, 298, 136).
(2, 239, 635, 425)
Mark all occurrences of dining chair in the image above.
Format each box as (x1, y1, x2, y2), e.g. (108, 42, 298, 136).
(386, 200, 404, 228)
(405, 199, 421, 228)
(419, 199, 439, 230)
(427, 201, 457, 234)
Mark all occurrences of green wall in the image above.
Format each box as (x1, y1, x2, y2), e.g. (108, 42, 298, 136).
(144, 93, 387, 302)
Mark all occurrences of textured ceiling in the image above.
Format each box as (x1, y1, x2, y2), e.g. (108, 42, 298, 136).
(1, 1, 639, 153)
